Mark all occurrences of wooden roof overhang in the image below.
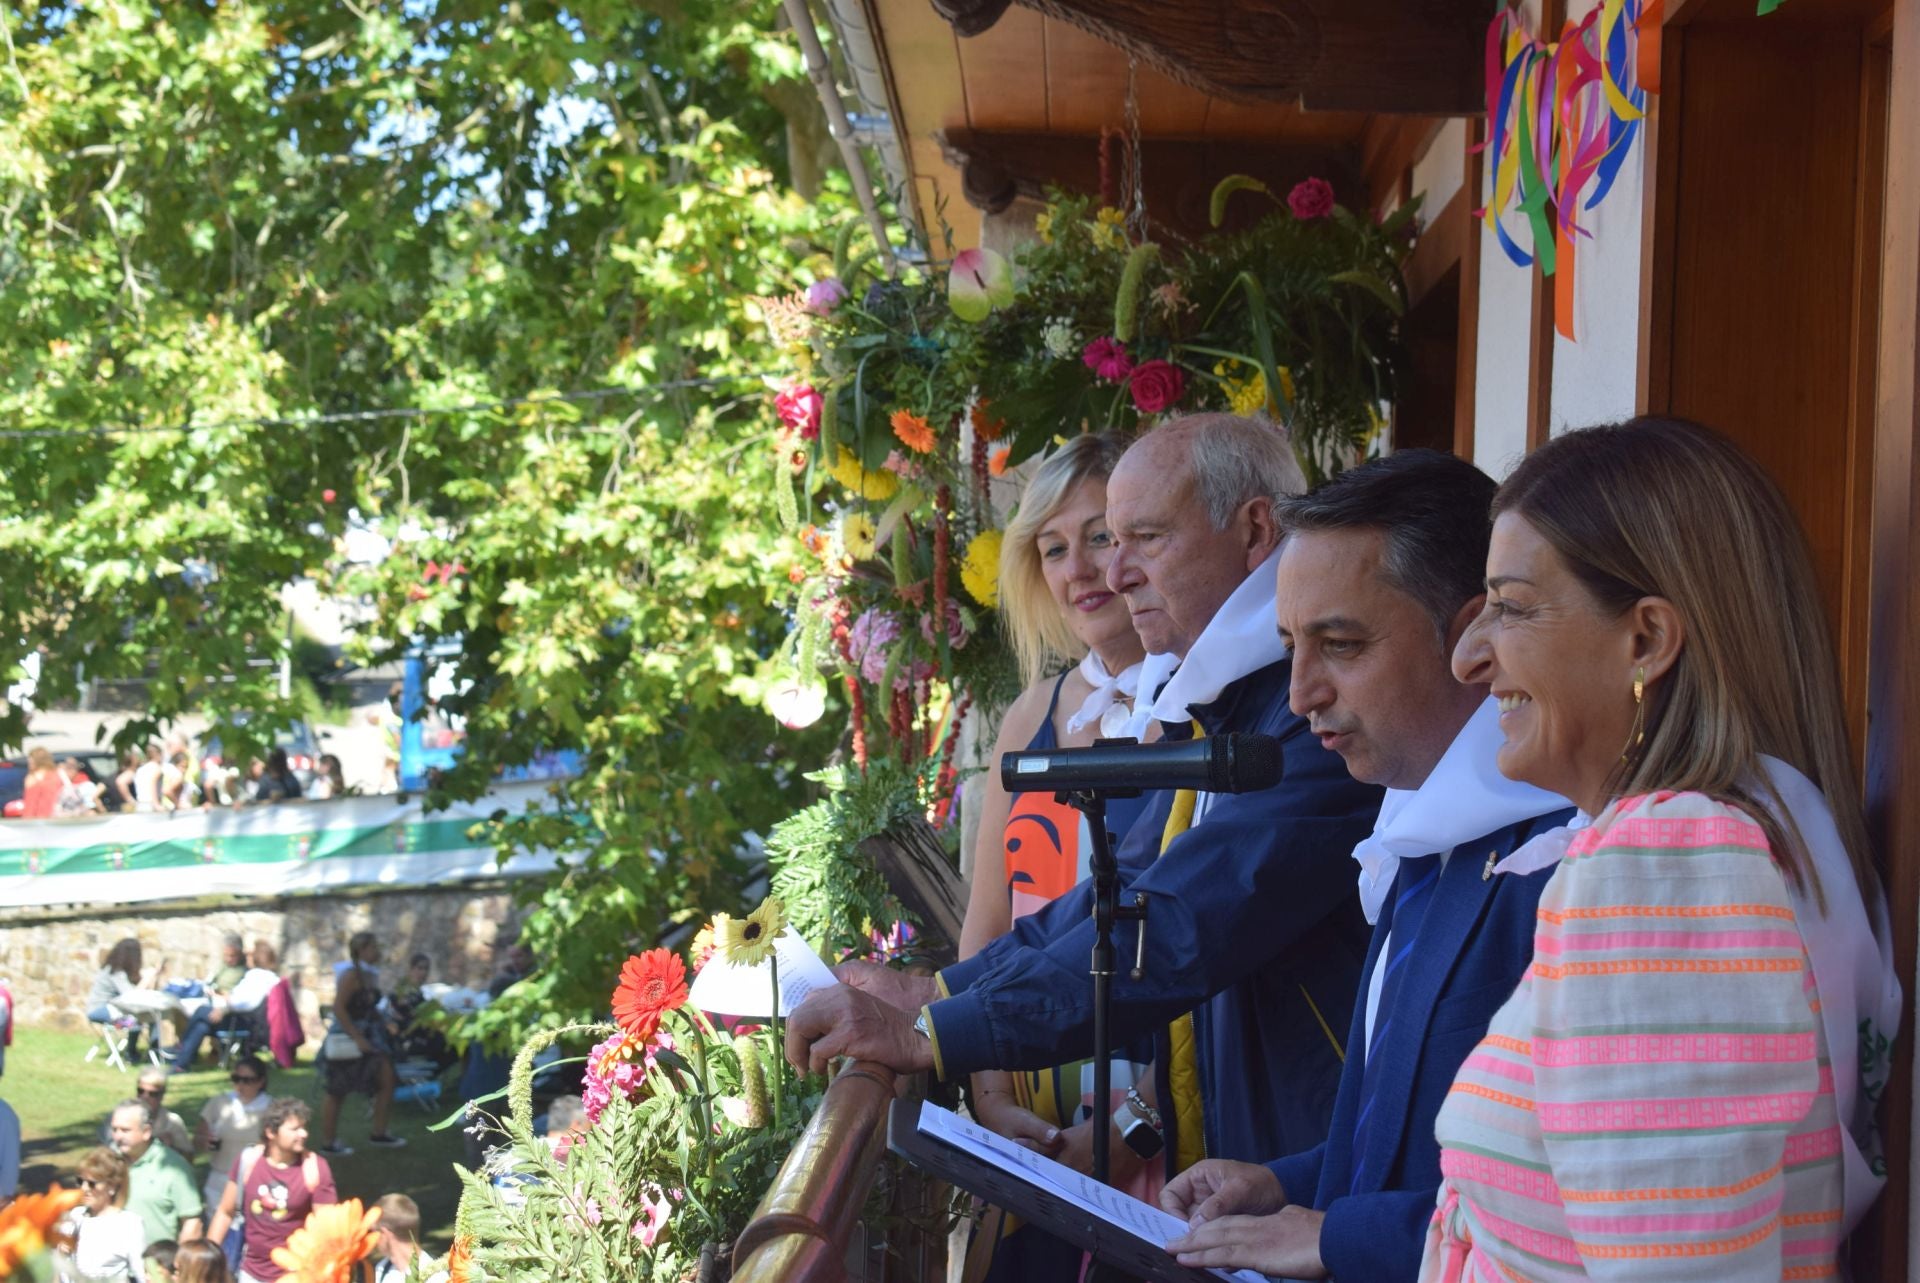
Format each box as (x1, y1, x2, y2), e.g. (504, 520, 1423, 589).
(852, 0, 1492, 250)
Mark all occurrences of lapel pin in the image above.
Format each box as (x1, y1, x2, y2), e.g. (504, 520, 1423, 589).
(1482, 851, 1498, 881)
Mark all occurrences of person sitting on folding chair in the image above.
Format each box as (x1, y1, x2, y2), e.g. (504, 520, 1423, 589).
(88, 940, 162, 1066)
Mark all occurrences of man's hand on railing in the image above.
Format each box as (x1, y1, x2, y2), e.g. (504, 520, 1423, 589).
(832, 959, 939, 1012)
(785, 985, 936, 1078)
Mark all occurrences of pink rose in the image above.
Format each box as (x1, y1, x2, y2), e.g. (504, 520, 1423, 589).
(774, 384, 823, 440)
(1287, 177, 1336, 221)
(1128, 360, 1187, 415)
(804, 278, 849, 315)
(1081, 337, 1135, 384)
(919, 599, 969, 652)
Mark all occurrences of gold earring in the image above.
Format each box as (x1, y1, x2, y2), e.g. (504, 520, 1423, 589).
(1620, 665, 1647, 768)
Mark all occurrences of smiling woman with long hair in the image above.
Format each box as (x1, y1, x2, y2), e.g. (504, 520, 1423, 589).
(1421, 418, 1899, 1281)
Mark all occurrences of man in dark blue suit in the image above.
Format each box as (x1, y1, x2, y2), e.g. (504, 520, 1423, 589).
(1163, 450, 1577, 1281)
(785, 414, 1384, 1174)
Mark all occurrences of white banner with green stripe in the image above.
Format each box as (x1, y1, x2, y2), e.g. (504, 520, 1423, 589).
(0, 781, 575, 908)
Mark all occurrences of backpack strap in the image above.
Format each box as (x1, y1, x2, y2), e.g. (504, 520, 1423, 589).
(235, 1143, 265, 1201)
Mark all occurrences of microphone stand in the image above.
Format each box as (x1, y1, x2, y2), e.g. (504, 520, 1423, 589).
(1058, 785, 1148, 1189)
(1061, 785, 1150, 1283)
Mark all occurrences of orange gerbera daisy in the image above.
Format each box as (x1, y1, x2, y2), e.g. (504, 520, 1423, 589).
(988, 446, 1011, 477)
(270, 1198, 381, 1283)
(0, 1185, 83, 1275)
(611, 947, 689, 1043)
(890, 410, 936, 454)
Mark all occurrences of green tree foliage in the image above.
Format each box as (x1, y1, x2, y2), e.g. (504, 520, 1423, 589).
(0, 0, 855, 1026)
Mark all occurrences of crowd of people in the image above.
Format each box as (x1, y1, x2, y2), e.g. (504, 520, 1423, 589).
(787, 413, 1900, 1282)
(0, 929, 486, 1281)
(15, 737, 351, 820)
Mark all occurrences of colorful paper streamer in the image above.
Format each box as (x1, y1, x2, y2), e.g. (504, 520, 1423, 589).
(1478, 0, 1662, 340)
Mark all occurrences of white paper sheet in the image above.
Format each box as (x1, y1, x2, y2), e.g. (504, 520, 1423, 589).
(686, 926, 841, 1017)
(916, 1102, 1267, 1283)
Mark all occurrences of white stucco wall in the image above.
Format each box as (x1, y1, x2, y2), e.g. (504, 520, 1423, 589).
(1472, 215, 1535, 480)
(1411, 118, 1467, 230)
(1470, 0, 1645, 476)
(1547, 0, 1646, 434)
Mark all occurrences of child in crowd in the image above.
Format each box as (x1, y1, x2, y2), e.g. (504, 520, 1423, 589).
(141, 1239, 177, 1283)
(168, 1241, 232, 1283)
(373, 1193, 421, 1282)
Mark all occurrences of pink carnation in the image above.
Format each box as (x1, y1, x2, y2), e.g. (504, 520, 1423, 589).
(804, 278, 849, 315)
(775, 384, 823, 440)
(1081, 337, 1135, 384)
(1287, 177, 1336, 221)
(847, 609, 902, 686)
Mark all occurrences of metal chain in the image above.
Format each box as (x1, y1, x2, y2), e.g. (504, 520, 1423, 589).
(1124, 58, 1146, 239)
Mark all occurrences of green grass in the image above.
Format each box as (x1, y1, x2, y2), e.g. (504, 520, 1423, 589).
(7, 1027, 466, 1251)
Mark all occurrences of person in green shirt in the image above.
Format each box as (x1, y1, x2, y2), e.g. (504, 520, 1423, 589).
(111, 1100, 203, 1247)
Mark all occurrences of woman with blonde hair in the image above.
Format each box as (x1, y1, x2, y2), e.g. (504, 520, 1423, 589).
(956, 431, 1163, 1281)
(1412, 418, 1899, 1280)
(59, 1147, 146, 1281)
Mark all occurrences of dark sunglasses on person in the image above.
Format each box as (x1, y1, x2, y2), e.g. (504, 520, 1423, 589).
(230, 1073, 263, 1085)
(135, 1087, 164, 1099)
(79, 1178, 105, 1191)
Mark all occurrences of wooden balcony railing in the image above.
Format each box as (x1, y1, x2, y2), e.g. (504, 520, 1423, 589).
(731, 1059, 923, 1283)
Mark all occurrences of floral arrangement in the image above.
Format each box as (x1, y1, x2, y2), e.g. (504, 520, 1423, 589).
(450, 900, 825, 1281)
(757, 180, 1413, 772)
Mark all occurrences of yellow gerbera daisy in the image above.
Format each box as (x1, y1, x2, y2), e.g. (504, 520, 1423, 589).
(840, 513, 878, 562)
(827, 446, 900, 502)
(960, 529, 1003, 609)
(717, 897, 787, 967)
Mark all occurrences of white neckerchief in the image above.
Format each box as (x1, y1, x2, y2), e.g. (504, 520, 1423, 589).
(1754, 756, 1901, 1234)
(1064, 651, 1147, 738)
(1350, 698, 1570, 923)
(1140, 550, 1287, 731)
(1116, 651, 1181, 741)
(1489, 756, 1902, 1233)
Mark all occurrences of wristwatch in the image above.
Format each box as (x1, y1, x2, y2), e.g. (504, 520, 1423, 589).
(1113, 1085, 1164, 1160)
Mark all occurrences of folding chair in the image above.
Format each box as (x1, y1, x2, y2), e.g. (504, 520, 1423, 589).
(84, 1010, 144, 1072)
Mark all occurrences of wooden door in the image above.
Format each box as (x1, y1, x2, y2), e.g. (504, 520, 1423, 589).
(1641, 0, 1903, 1272)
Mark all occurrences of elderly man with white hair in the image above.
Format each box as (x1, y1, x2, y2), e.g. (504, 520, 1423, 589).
(789, 414, 1385, 1176)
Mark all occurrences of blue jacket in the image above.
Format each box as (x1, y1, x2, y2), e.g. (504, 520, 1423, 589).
(1265, 808, 1575, 1282)
(930, 656, 1384, 1167)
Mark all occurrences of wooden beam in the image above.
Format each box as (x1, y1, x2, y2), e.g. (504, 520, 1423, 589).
(935, 127, 1362, 239)
(928, 0, 1493, 114)
(1455, 116, 1484, 460)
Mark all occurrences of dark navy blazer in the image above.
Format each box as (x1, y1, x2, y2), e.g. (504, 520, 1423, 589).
(1265, 807, 1576, 1282)
(932, 657, 1386, 1167)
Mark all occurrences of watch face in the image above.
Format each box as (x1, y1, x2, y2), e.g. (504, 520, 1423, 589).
(1120, 1117, 1164, 1159)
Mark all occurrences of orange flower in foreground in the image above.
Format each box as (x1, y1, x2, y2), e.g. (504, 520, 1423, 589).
(890, 410, 936, 454)
(612, 947, 689, 1043)
(270, 1198, 381, 1283)
(970, 399, 1006, 441)
(988, 446, 1011, 477)
(0, 1185, 83, 1275)
(446, 1234, 474, 1283)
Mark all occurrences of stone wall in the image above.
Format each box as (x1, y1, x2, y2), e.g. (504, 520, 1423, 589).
(0, 881, 527, 1035)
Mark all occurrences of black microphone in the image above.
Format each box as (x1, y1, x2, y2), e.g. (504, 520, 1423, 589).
(1000, 733, 1285, 796)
